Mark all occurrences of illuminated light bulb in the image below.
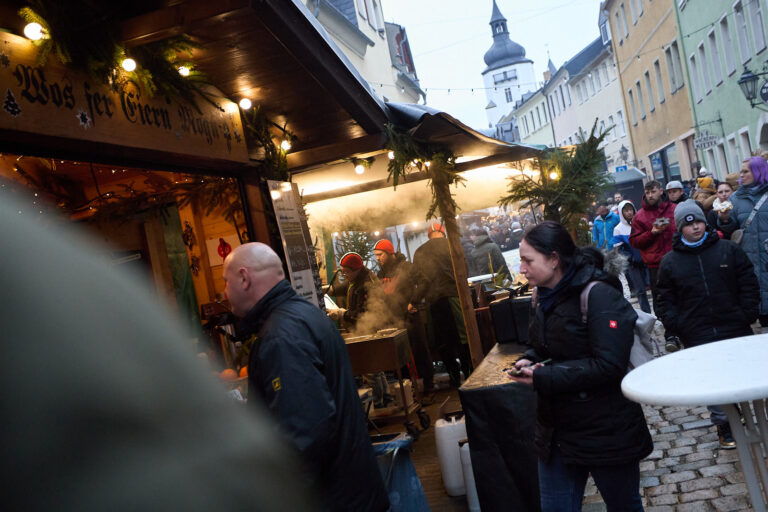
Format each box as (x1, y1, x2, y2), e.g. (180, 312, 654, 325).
(332, 232, 339, 237)
(121, 58, 137, 72)
(225, 102, 239, 114)
(412, 221, 418, 227)
(280, 139, 292, 151)
(354, 164, 365, 175)
(374, 231, 380, 236)
(178, 66, 190, 77)
(280, 182, 292, 191)
(23, 22, 44, 41)
(549, 171, 559, 180)
(425, 161, 431, 168)
(387, 151, 395, 160)
(239, 98, 252, 110)
(270, 190, 281, 200)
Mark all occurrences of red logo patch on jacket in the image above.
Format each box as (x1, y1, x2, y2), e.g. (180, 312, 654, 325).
(609, 320, 618, 329)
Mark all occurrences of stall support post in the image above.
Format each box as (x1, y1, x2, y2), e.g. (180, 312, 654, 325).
(431, 162, 484, 369)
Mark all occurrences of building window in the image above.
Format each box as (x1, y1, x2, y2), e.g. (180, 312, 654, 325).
(717, 142, 729, 174)
(628, 89, 638, 125)
(549, 94, 557, 116)
(523, 117, 529, 136)
(628, 0, 637, 24)
(615, 12, 623, 44)
(617, 110, 627, 137)
(565, 84, 572, 105)
(599, 120, 607, 136)
(608, 115, 618, 141)
(356, 0, 367, 19)
(747, 0, 767, 53)
(601, 22, 610, 44)
(653, 59, 666, 103)
(644, 71, 655, 111)
(671, 41, 685, 87)
(727, 135, 740, 173)
(697, 43, 712, 94)
(636, 80, 647, 119)
(559, 85, 567, 110)
(576, 83, 584, 102)
(536, 105, 542, 126)
(707, 30, 724, 85)
(688, 53, 702, 102)
(620, 3, 630, 36)
(530, 112, 536, 131)
(734, 1, 752, 63)
(594, 69, 602, 89)
(505, 88, 513, 103)
(568, 136, 573, 145)
(740, 128, 753, 157)
(365, 0, 384, 32)
(637, 0, 644, 16)
(720, 15, 737, 75)
(706, 147, 718, 175)
(542, 102, 548, 122)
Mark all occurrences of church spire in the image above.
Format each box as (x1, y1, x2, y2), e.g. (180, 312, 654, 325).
(490, 0, 508, 37)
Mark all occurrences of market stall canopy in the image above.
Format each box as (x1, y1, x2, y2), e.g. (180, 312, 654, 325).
(611, 166, 646, 184)
(0, 0, 390, 173)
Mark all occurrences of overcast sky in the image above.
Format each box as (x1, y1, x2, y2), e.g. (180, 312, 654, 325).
(383, 0, 604, 131)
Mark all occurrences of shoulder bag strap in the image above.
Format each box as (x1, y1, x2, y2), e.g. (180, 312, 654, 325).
(742, 192, 768, 232)
(579, 281, 600, 323)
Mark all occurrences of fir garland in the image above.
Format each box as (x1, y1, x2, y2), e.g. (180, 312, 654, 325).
(385, 123, 464, 220)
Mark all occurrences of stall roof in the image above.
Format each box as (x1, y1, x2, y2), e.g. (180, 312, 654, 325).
(611, 167, 646, 184)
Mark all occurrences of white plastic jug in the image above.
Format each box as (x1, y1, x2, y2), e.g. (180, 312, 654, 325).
(460, 441, 481, 512)
(434, 415, 467, 496)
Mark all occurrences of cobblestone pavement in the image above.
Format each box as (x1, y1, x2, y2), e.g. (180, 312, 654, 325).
(581, 287, 757, 511)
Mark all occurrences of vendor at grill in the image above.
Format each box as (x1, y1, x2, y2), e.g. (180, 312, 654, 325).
(326, 252, 378, 328)
(374, 239, 434, 396)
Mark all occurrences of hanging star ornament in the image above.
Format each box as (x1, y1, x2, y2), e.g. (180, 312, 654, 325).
(76, 109, 91, 129)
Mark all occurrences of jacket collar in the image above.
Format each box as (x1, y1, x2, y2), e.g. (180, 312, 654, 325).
(672, 226, 719, 253)
(239, 279, 296, 333)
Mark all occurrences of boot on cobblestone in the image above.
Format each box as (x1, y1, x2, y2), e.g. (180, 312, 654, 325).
(664, 335, 681, 353)
(717, 424, 737, 450)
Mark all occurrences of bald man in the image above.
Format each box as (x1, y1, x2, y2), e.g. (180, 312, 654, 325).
(222, 243, 388, 512)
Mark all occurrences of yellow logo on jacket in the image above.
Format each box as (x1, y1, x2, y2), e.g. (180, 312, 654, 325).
(272, 377, 281, 391)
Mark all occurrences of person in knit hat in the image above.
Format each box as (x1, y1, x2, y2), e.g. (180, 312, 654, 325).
(656, 199, 758, 449)
(373, 238, 435, 395)
(326, 252, 378, 327)
(611, 200, 651, 313)
(692, 177, 717, 214)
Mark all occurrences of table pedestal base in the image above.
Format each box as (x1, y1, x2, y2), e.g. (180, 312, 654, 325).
(723, 400, 768, 512)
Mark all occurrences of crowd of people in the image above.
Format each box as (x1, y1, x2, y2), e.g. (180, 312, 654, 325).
(509, 157, 768, 511)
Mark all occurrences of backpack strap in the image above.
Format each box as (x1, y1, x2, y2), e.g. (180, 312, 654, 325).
(579, 281, 601, 323)
(742, 191, 768, 232)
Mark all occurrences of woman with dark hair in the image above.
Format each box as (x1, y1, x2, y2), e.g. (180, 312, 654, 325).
(708, 181, 735, 238)
(511, 221, 652, 511)
(724, 156, 768, 331)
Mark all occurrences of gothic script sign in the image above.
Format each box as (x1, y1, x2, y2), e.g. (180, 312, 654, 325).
(0, 33, 248, 162)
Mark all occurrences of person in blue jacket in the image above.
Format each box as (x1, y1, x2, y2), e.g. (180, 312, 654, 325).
(223, 243, 389, 512)
(592, 204, 620, 249)
(611, 200, 652, 313)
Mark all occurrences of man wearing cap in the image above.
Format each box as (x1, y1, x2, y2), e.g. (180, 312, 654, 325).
(409, 222, 471, 387)
(665, 180, 688, 204)
(630, 180, 677, 312)
(655, 201, 758, 449)
(327, 252, 378, 328)
(374, 239, 434, 395)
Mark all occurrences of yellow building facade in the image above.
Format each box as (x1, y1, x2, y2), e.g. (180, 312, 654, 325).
(604, 0, 696, 183)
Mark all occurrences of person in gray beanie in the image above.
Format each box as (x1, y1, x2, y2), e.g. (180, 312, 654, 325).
(655, 200, 759, 449)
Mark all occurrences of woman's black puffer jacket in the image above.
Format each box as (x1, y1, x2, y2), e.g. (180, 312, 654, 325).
(525, 251, 653, 465)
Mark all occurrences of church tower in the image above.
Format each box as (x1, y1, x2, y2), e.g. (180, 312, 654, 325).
(482, 0, 535, 128)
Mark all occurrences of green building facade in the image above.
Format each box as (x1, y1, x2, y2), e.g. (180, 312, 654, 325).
(675, 0, 768, 180)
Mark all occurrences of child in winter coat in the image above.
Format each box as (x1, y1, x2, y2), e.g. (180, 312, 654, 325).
(611, 200, 652, 313)
(655, 200, 759, 449)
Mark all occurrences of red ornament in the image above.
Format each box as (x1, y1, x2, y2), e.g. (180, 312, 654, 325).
(218, 238, 232, 259)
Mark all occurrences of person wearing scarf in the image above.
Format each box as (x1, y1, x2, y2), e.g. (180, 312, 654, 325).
(655, 200, 759, 449)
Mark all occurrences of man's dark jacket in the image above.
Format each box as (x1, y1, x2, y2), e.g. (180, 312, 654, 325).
(655, 227, 758, 347)
(524, 253, 653, 466)
(410, 237, 459, 304)
(377, 252, 413, 316)
(469, 234, 511, 277)
(241, 280, 389, 512)
(339, 266, 377, 326)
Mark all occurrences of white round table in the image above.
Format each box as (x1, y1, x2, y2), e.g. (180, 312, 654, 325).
(622, 334, 768, 512)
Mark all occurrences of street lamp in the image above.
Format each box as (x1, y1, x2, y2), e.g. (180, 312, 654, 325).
(738, 67, 760, 104)
(619, 145, 629, 164)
